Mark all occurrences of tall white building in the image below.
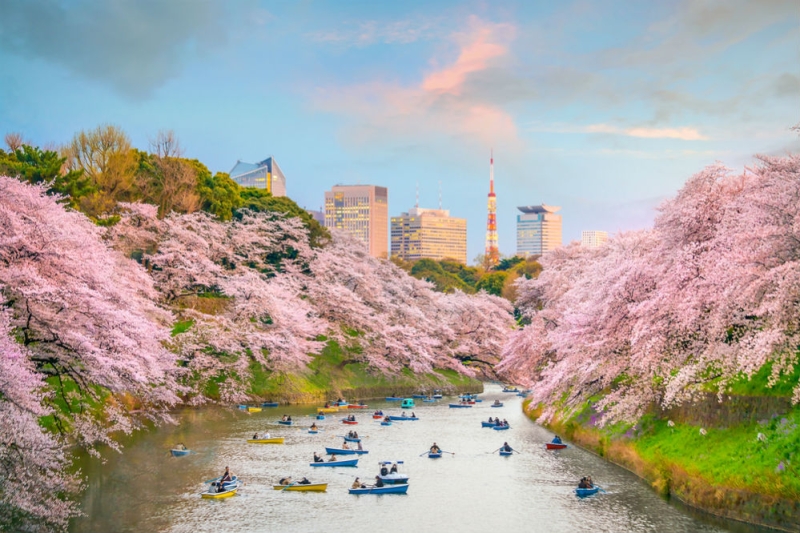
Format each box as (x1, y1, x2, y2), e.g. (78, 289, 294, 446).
(324, 185, 388, 258)
(582, 230, 608, 248)
(516, 204, 562, 257)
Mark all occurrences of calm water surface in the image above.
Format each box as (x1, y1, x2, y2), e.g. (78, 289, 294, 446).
(71, 384, 771, 533)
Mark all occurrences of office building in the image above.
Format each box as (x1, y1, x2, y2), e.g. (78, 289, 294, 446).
(582, 230, 608, 248)
(229, 157, 286, 197)
(516, 204, 562, 256)
(324, 185, 388, 257)
(391, 207, 467, 264)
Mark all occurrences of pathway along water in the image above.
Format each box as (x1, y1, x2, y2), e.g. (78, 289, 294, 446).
(71, 384, 773, 533)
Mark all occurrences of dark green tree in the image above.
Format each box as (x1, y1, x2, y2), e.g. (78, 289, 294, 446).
(475, 271, 508, 296)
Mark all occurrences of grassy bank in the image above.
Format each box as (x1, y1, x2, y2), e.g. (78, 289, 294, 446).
(524, 369, 800, 532)
(206, 339, 482, 404)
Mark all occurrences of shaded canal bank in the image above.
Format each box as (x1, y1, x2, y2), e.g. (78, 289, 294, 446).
(70, 384, 774, 533)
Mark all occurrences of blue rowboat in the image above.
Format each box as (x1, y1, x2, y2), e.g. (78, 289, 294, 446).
(428, 452, 442, 458)
(349, 483, 409, 495)
(325, 447, 368, 455)
(380, 421, 392, 426)
(310, 459, 358, 467)
(411, 395, 427, 399)
(575, 486, 600, 497)
(385, 397, 403, 401)
(170, 448, 191, 457)
(277, 420, 293, 426)
(491, 403, 504, 408)
(422, 398, 436, 403)
(492, 425, 510, 431)
(308, 430, 319, 434)
(481, 421, 498, 428)
(400, 399, 415, 409)
(238, 405, 247, 410)
(316, 414, 325, 420)
(342, 435, 361, 443)
(388, 416, 419, 421)
(449, 404, 472, 408)
(499, 450, 513, 456)
(474, 399, 483, 402)
(261, 402, 279, 407)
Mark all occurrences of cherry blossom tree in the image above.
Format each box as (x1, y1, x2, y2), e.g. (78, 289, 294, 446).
(499, 155, 800, 423)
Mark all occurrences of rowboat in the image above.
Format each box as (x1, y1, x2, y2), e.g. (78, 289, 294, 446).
(247, 407, 262, 413)
(341, 419, 358, 425)
(428, 452, 442, 458)
(277, 420, 293, 426)
(325, 446, 368, 455)
(318, 407, 339, 413)
(272, 483, 328, 492)
(261, 402, 279, 407)
(201, 482, 239, 499)
(372, 414, 383, 419)
(449, 404, 472, 408)
(334, 402, 349, 407)
(412, 394, 427, 399)
(422, 398, 436, 402)
(378, 472, 409, 484)
(347, 404, 368, 409)
(308, 430, 319, 434)
(316, 414, 325, 420)
(492, 425, 510, 431)
(170, 448, 191, 457)
(238, 405, 247, 410)
(309, 459, 358, 467)
(433, 394, 442, 399)
(575, 486, 600, 497)
(385, 397, 403, 401)
(247, 437, 285, 444)
(388, 415, 418, 421)
(349, 483, 409, 495)
(499, 450, 513, 456)
(491, 403, 504, 408)
(400, 399, 415, 409)
(343, 435, 361, 443)
(481, 421, 498, 428)
(546, 443, 567, 450)
(502, 387, 520, 393)
(380, 421, 392, 426)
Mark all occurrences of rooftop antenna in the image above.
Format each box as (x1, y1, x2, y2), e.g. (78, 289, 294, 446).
(438, 181, 442, 210)
(415, 182, 419, 208)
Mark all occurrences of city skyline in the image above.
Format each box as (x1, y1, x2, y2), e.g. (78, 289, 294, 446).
(1, 1, 797, 260)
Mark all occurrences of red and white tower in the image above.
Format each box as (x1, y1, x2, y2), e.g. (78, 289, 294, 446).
(484, 150, 499, 268)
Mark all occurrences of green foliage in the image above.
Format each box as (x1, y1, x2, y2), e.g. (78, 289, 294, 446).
(495, 256, 524, 271)
(476, 271, 508, 296)
(171, 320, 195, 336)
(409, 259, 474, 293)
(197, 172, 242, 221)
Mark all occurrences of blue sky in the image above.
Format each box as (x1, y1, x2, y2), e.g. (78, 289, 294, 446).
(1, 0, 798, 262)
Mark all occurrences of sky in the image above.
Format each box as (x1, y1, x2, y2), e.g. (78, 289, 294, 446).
(1, 0, 798, 262)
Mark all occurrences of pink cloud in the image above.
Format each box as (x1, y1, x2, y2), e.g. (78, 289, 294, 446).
(313, 16, 521, 149)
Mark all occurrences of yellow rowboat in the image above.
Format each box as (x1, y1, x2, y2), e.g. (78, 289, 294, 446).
(201, 486, 239, 499)
(317, 407, 339, 413)
(272, 483, 327, 492)
(246, 437, 285, 444)
(247, 407, 262, 413)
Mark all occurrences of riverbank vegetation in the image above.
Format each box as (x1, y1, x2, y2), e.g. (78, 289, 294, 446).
(504, 154, 800, 529)
(0, 128, 512, 531)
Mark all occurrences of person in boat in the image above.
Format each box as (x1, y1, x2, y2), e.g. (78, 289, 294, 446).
(253, 432, 258, 439)
(328, 454, 337, 462)
(380, 465, 389, 476)
(384, 415, 391, 422)
(341, 441, 350, 450)
(352, 431, 359, 438)
(390, 463, 398, 474)
(502, 419, 509, 426)
(175, 443, 186, 451)
(281, 414, 288, 421)
(411, 412, 416, 418)
(357, 441, 363, 451)
(586, 476, 594, 488)
(313, 452, 324, 463)
(373, 476, 384, 488)
(298, 477, 311, 485)
(324, 402, 330, 408)
(220, 466, 233, 484)
(552, 435, 563, 444)
(337, 397, 343, 403)
(310, 423, 317, 430)
(578, 477, 588, 489)
(279, 477, 292, 486)
(287, 415, 292, 422)
(502, 442, 513, 452)
(430, 443, 441, 453)
(352, 477, 363, 489)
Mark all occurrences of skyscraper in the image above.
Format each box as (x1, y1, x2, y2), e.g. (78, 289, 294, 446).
(516, 205, 562, 257)
(582, 230, 608, 248)
(391, 207, 467, 264)
(324, 185, 388, 258)
(229, 157, 286, 197)
(484, 151, 499, 268)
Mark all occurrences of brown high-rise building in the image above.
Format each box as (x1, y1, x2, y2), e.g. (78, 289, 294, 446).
(391, 207, 467, 264)
(324, 185, 388, 258)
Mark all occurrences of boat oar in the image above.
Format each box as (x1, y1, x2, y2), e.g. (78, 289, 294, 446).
(281, 482, 297, 492)
(441, 451, 455, 456)
(488, 447, 501, 454)
(419, 451, 431, 457)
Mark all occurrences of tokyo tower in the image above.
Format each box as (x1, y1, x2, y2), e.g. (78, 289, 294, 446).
(484, 150, 499, 268)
